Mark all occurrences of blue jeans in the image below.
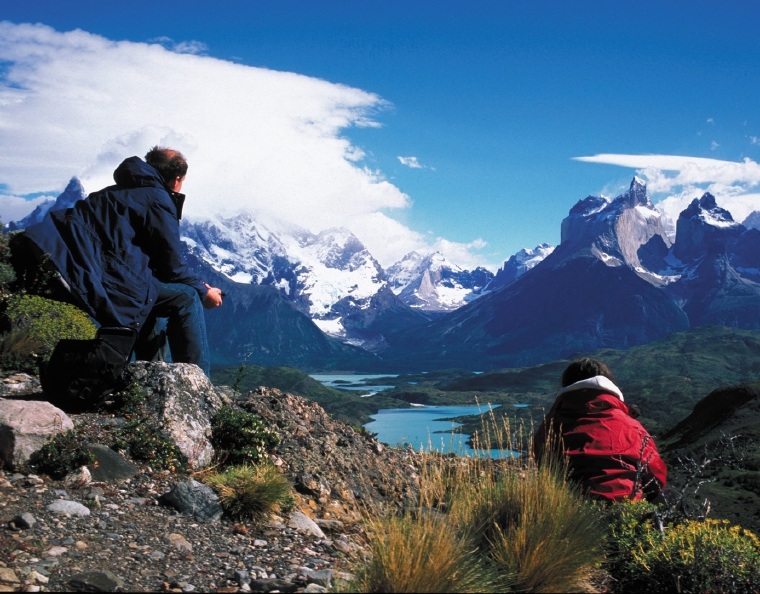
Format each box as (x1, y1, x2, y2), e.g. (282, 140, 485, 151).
(133, 283, 210, 377)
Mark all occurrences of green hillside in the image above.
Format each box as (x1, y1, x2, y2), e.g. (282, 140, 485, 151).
(210, 365, 409, 426)
(659, 381, 760, 533)
(433, 325, 760, 436)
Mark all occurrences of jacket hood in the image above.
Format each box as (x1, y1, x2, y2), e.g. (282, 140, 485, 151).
(557, 375, 625, 402)
(113, 157, 165, 189)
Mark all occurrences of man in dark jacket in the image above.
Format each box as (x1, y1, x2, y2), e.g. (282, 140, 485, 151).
(19, 147, 222, 376)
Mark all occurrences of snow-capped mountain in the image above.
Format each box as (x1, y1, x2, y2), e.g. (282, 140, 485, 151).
(386, 251, 494, 313)
(485, 243, 555, 292)
(180, 214, 429, 349)
(6, 178, 86, 231)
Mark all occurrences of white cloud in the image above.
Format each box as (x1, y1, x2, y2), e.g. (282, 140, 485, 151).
(711, 140, 719, 150)
(707, 118, 714, 124)
(397, 156, 425, 169)
(0, 194, 52, 222)
(148, 36, 208, 55)
(751, 136, 758, 145)
(574, 153, 760, 229)
(0, 22, 481, 268)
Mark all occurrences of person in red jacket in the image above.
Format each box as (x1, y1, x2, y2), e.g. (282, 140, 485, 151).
(533, 357, 667, 502)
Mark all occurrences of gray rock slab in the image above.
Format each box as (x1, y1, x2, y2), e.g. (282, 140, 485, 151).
(67, 570, 124, 592)
(288, 511, 325, 538)
(0, 399, 73, 469)
(298, 568, 333, 587)
(86, 487, 104, 500)
(87, 444, 137, 482)
(122, 362, 223, 468)
(314, 518, 343, 531)
(11, 512, 36, 529)
(46, 500, 90, 516)
(159, 479, 223, 521)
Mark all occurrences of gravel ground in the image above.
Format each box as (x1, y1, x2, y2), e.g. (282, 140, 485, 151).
(0, 466, 362, 592)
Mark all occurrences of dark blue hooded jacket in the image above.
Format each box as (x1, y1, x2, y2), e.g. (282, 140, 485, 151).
(24, 157, 206, 329)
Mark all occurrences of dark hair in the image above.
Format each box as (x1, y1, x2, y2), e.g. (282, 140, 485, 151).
(561, 357, 614, 387)
(145, 146, 188, 184)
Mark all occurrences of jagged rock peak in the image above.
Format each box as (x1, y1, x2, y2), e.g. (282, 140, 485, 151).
(681, 192, 737, 226)
(617, 176, 652, 209)
(7, 177, 87, 231)
(568, 195, 610, 217)
(673, 192, 743, 262)
(743, 211, 760, 230)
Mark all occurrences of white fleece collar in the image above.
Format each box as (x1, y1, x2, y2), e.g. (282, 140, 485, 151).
(556, 375, 625, 402)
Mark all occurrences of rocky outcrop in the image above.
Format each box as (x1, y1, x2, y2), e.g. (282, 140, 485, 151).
(237, 387, 421, 520)
(0, 399, 74, 470)
(122, 362, 224, 469)
(0, 365, 418, 592)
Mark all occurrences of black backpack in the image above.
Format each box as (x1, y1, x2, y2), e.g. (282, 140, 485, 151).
(39, 327, 138, 413)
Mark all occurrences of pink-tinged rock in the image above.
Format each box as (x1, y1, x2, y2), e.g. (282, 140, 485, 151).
(0, 399, 74, 470)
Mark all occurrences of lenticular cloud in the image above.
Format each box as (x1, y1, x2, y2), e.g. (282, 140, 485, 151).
(575, 153, 760, 227)
(0, 21, 464, 266)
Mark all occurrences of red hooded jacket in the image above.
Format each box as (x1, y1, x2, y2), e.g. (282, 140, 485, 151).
(533, 376, 667, 502)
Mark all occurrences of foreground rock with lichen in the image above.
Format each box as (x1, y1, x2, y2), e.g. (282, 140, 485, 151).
(0, 362, 422, 592)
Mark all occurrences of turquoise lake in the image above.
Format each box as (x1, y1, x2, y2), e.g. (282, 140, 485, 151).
(365, 405, 519, 458)
(310, 374, 519, 457)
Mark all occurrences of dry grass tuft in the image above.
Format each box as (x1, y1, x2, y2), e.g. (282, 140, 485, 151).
(205, 463, 292, 522)
(349, 413, 604, 593)
(349, 512, 495, 593)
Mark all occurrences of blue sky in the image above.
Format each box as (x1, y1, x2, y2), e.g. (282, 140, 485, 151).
(1, 1, 759, 268)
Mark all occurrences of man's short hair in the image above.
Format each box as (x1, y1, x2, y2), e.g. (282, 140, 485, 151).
(145, 146, 188, 185)
(561, 357, 615, 387)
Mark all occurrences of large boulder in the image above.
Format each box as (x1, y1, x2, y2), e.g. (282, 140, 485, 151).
(0, 399, 74, 470)
(121, 362, 223, 469)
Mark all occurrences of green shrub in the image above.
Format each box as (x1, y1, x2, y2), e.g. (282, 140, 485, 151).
(205, 463, 292, 521)
(111, 382, 147, 415)
(210, 406, 279, 466)
(0, 229, 16, 297)
(112, 420, 188, 472)
(5, 294, 96, 358)
(605, 500, 760, 593)
(32, 430, 94, 479)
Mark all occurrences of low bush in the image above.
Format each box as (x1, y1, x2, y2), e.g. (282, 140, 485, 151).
(4, 294, 96, 359)
(205, 464, 292, 521)
(605, 500, 760, 593)
(111, 382, 147, 415)
(210, 406, 279, 466)
(32, 429, 94, 479)
(112, 420, 188, 472)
